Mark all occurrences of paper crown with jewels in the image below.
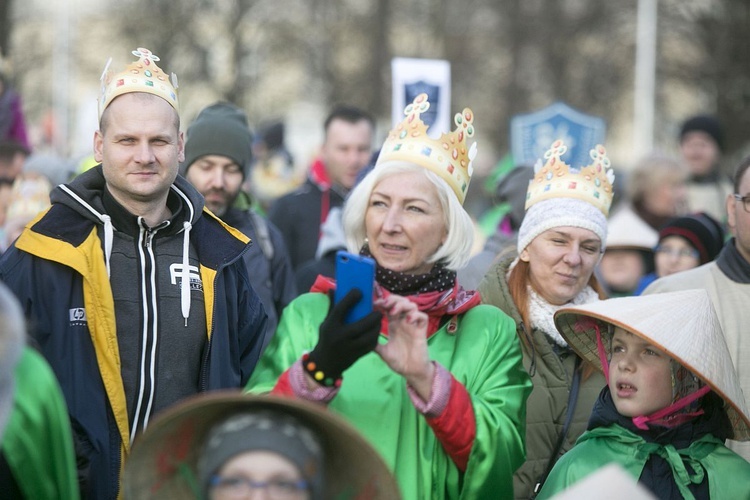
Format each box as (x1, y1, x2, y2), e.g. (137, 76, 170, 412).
(97, 47, 179, 120)
(376, 93, 477, 205)
(526, 139, 615, 216)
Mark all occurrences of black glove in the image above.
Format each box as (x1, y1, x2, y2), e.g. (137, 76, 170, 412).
(304, 288, 382, 386)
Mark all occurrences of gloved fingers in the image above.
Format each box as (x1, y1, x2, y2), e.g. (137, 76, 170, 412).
(328, 287, 364, 323)
(343, 309, 382, 333)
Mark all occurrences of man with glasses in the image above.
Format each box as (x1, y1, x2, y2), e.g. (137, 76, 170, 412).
(644, 154, 750, 461)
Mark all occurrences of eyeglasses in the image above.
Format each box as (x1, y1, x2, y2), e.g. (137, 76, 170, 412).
(734, 194, 750, 213)
(654, 245, 699, 260)
(210, 476, 309, 499)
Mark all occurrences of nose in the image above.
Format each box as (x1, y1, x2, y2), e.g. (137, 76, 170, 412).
(562, 245, 582, 266)
(248, 489, 271, 500)
(382, 207, 402, 233)
(134, 142, 156, 164)
(207, 168, 226, 190)
(665, 250, 681, 263)
(616, 352, 635, 372)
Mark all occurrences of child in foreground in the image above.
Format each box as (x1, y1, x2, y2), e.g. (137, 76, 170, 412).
(537, 289, 750, 499)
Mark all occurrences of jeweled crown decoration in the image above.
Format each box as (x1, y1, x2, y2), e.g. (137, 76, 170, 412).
(376, 93, 477, 205)
(98, 48, 179, 120)
(526, 140, 615, 216)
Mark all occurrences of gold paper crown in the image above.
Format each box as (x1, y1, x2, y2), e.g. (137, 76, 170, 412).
(376, 93, 477, 204)
(98, 47, 179, 120)
(525, 140, 615, 216)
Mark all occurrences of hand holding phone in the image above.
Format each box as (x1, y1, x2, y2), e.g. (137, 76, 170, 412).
(303, 253, 381, 385)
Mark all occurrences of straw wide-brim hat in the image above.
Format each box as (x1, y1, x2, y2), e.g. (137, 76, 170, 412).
(554, 289, 750, 441)
(605, 206, 658, 251)
(122, 391, 401, 499)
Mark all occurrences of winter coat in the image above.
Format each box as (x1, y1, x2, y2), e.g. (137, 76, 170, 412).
(0, 167, 267, 499)
(294, 206, 346, 293)
(269, 163, 347, 270)
(686, 175, 733, 226)
(222, 206, 297, 351)
(477, 254, 606, 499)
(247, 292, 531, 499)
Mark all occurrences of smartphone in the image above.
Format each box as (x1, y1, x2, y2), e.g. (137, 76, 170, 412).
(334, 251, 375, 324)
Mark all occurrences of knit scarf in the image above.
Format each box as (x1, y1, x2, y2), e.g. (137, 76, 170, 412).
(528, 285, 600, 347)
(360, 245, 456, 295)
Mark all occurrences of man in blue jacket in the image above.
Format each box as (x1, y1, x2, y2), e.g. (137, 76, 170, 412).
(181, 102, 297, 350)
(0, 47, 267, 499)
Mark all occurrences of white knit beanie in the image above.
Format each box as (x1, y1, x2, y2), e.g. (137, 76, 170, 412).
(517, 197, 608, 254)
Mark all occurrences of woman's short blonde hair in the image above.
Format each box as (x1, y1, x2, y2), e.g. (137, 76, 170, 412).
(342, 161, 474, 271)
(627, 153, 688, 204)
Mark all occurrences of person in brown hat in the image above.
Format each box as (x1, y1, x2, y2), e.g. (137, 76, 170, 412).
(537, 289, 750, 499)
(122, 391, 400, 499)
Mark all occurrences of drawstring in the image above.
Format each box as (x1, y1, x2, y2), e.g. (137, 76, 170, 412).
(58, 185, 116, 277)
(594, 323, 610, 382)
(632, 385, 711, 430)
(181, 221, 192, 327)
(101, 214, 114, 278)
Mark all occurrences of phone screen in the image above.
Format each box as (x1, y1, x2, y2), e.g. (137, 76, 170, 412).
(334, 251, 375, 323)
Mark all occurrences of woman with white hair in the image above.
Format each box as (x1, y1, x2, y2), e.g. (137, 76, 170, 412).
(478, 140, 615, 499)
(248, 94, 531, 499)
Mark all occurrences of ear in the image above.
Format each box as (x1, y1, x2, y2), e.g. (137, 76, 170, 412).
(93, 130, 104, 163)
(177, 131, 185, 163)
(726, 193, 737, 237)
(519, 247, 531, 262)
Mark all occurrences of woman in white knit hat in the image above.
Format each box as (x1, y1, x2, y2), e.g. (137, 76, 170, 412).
(538, 289, 750, 499)
(478, 139, 616, 498)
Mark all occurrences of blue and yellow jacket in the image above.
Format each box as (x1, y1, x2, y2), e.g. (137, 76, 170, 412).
(0, 166, 267, 499)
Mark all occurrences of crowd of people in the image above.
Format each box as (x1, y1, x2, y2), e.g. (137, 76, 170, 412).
(0, 46, 748, 499)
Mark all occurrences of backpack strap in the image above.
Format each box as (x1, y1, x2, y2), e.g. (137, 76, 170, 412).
(249, 210, 274, 261)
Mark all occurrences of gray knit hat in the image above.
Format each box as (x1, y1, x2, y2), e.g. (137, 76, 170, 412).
(180, 102, 253, 178)
(198, 410, 324, 499)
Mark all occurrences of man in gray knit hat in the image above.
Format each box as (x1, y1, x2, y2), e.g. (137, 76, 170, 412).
(181, 102, 297, 350)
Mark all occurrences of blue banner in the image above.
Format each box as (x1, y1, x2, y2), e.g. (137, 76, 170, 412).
(510, 102, 606, 169)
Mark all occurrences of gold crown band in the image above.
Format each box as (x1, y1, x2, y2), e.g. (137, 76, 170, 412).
(98, 48, 179, 120)
(376, 93, 476, 204)
(525, 140, 615, 216)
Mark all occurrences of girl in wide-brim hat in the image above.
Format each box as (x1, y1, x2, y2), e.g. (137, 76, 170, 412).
(537, 289, 750, 499)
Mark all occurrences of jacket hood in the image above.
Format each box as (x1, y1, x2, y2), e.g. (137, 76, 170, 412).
(316, 206, 346, 259)
(50, 165, 207, 325)
(51, 165, 205, 226)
